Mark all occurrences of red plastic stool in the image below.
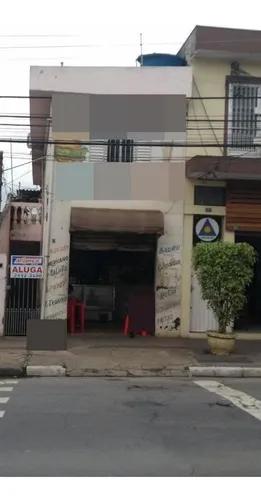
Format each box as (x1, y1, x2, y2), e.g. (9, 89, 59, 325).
(123, 314, 130, 336)
(68, 299, 86, 335)
(67, 298, 77, 334)
(74, 301, 85, 335)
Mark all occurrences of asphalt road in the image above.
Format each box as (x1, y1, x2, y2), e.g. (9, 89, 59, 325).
(1, 377, 261, 476)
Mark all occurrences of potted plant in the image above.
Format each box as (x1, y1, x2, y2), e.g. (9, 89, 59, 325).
(193, 242, 256, 355)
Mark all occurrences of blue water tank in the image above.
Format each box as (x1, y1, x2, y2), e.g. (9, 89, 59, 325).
(136, 53, 186, 67)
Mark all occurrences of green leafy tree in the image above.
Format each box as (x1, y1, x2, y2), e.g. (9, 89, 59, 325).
(193, 242, 256, 334)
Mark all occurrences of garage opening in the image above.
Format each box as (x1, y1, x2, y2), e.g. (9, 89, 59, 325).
(69, 231, 157, 335)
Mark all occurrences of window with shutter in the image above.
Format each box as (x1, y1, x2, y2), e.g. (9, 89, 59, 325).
(89, 144, 107, 162)
(227, 82, 260, 156)
(133, 145, 152, 162)
(106, 139, 134, 162)
(89, 140, 152, 162)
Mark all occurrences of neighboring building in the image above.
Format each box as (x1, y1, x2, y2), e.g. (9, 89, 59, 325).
(178, 25, 261, 336)
(29, 63, 192, 335)
(0, 189, 42, 335)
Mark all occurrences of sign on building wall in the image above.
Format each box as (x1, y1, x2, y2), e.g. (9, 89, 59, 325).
(10, 255, 44, 279)
(54, 143, 89, 162)
(193, 216, 222, 245)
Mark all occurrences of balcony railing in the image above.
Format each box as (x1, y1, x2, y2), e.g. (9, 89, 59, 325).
(10, 202, 42, 241)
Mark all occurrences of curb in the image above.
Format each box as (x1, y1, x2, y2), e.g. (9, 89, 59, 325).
(189, 366, 261, 378)
(5, 365, 261, 379)
(66, 368, 188, 377)
(0, 366, 189, 378)
(26, 365, 66, 377)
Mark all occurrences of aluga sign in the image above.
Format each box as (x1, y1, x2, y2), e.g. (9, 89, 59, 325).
(10, 255, 44, 279)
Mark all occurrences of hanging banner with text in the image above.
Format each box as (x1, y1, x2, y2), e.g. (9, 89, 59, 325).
(10, 255, 44, 279)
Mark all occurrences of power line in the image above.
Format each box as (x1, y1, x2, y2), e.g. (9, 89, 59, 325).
(1, 35, 261, 50)
(0, 118, 257, 124)
(0, 114, 256, 121)
(0, 95, 259, 100)
(2, 117, 259, 122)
(0, 123, 36, 127)
(0, 114, 50, 119)
(0, 137, 260, 148)
(5, 169, 32, 187)
(188, 119, 260, 123)
(3, 156, 45, 172)
(0, 96, 51, 99)
(4, 159, 32, 173)
(0, 34, 77, 38)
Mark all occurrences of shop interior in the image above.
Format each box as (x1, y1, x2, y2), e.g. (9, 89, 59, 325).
(235, 232, 261, 332)
(69, 232, 157, 335)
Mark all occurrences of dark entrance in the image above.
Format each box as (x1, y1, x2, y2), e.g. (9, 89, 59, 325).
(235, 232, 261, 331)
(69, 232, 156, 335)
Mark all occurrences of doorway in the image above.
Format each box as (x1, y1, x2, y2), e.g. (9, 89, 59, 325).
(69, 232, 157, 335)
(235, 232, 261, 332)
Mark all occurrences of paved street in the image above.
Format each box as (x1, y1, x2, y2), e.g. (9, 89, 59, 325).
(1, 377, 261, 476)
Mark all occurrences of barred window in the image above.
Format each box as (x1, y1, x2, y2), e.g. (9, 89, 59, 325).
(227, 82, 260, 153)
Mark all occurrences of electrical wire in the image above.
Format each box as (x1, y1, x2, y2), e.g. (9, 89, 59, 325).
(0, 35, 261, 50)
(0, 95, 259, 100)
(3, 157, 45, 173)
(0, 34, 77, 38)
(5, 169, 32, 187)
(0, 138, 260, 147)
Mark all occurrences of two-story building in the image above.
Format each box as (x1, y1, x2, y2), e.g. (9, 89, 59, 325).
(178, 25, 261, 337)
(29, 63, 192, 336)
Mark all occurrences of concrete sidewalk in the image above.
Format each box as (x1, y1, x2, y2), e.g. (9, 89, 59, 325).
(1, 335, 261, 377)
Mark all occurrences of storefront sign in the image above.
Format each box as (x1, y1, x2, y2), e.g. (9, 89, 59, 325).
(195, 217, 220, 242)
(10, 255, 44, 279)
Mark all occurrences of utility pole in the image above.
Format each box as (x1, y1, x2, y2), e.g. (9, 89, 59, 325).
(0, 151, 3, 212)
(10, 140, 13, 194)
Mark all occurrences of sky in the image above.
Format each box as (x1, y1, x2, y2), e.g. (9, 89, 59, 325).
(1, 0, 261, 200)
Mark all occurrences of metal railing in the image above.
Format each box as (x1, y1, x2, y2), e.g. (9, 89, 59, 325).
(10, 202, 42, 241)
(4, 276, 41, 336)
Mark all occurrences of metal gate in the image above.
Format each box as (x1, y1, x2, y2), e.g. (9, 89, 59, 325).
(4, 275, 41, 336)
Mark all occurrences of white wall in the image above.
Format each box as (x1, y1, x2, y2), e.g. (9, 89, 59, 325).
(42, 201, 70, 320)
(30, 66, 192, 97)
(40, 126, 56, 318)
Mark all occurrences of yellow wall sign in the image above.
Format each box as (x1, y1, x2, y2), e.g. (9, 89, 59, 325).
(54, 143, 89, 162)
